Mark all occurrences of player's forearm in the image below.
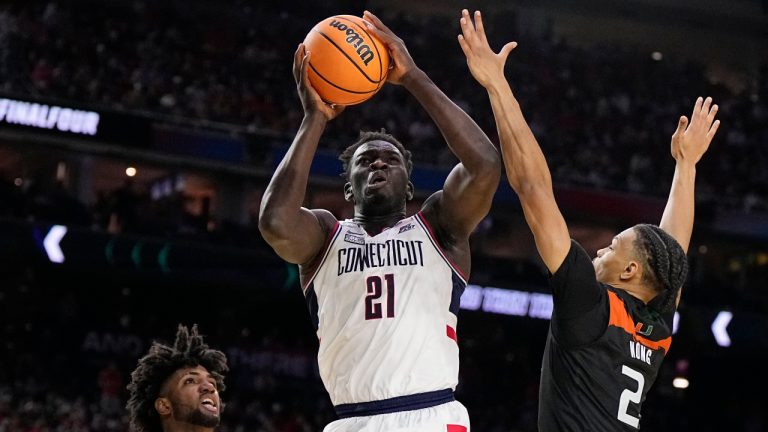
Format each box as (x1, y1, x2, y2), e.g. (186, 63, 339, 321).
(259, 114, 326, 231)
(402, 69, 500, 175)
(660, 161, 697, 253)
(486, 83, 554, 196)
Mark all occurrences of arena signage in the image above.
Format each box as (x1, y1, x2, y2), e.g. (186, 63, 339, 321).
(0, 94, 245, 158)
(0, 97, 100, 136)
(460, 284, 554, 319)
(461, 283, 683, 334)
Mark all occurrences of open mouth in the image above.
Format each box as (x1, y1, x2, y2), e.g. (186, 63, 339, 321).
(367, 173, 387, 189)
(201, 398, 218, 414)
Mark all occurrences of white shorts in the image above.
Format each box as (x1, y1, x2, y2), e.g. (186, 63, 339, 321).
(323, 400, 470, 432)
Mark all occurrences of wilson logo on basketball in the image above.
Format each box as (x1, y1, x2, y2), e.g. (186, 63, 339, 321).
(327, 20, 375, 66)
(303, 15, 389, 105)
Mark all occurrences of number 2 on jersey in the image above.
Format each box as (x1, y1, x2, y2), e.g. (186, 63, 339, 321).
(365, 274, 395, 320)
(617, 364, 645, 428)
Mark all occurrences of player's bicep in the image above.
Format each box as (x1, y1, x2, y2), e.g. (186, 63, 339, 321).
(264, 208, 335, 265)
(437, 162, 500, 236)
(519, 188, 571, 273)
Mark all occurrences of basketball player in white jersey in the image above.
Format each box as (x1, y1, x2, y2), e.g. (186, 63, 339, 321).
(259, 10, 500, 432)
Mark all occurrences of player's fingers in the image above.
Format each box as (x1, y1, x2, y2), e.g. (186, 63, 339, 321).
(334, 105, 346, 115)
(362, 18, 399, 50)
(673, 115, 688, 136)
(293, 44, 304, 82)
(707, 119, 721, 140)
(458, 34, 472, 56)
(701, 96, 712, 117)
(499, 41, 518, 61)
(363, 11, 392, 35)
(474, 11, 488, 43)
(707, 103, 719, 125)
(459, 10, 474, 42)
(300, 51, 311, 83)
(692, 96, 703, 119)
(362, 20, 386, 40)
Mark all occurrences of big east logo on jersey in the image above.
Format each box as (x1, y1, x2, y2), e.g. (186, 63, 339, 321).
(344, 233, 365, 245)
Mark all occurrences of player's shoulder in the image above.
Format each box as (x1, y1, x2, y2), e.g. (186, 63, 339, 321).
(309, 208, 340, 231)
(554, 239, 592, 273)
(419, 190, 456, 228)
(310, 209, 339, 226)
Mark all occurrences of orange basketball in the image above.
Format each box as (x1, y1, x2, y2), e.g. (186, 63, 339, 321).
(303, 15, 390, 106)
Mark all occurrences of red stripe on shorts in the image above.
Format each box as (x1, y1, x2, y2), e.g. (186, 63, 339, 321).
(447, 425, 467, 432)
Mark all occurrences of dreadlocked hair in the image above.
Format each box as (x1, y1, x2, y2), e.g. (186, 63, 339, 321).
(126, 324, 228, 432)
(632, 224, 689, 312)
(339, 129, 413, 180)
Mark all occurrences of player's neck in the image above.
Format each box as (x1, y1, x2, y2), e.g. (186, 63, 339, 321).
(353, 211, 406, 236)
(613, 281, 656, 304)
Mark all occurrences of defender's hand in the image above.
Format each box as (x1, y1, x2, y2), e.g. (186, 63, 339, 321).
(671, 96, 720, 165)
(293, 44, 344, 120)
(457, 9, 517, 89)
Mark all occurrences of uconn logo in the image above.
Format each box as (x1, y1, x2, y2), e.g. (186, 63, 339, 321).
(338, 240, 424, 276)
(328, 20, 375, 66)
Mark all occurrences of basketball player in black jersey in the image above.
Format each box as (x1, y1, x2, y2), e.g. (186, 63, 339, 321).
(458, 9, 720, 431)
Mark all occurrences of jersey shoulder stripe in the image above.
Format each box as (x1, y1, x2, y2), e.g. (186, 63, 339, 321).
(302, 221, 342, 292)
(414, 211, 467, 284)
(607, 290, 671, 352)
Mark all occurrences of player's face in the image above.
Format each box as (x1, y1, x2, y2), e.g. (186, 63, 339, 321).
(347, 141, 412, 207)
(593, 228, 638, 284)
(162, 365, 221, 428)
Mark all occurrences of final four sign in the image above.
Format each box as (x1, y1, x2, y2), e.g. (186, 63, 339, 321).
(0, 97, 100, 136)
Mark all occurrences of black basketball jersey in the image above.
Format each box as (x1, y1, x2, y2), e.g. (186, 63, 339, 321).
(538, 240, 674, 431)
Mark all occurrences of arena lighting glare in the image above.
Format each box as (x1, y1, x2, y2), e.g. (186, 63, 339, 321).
(43, 224, 67, 263)
(711, 311, 733, 347)
(125, 167, 137, 177)
(672, 377, 689, 389)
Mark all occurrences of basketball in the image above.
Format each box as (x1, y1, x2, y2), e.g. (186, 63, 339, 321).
(303, 15, 390, 106)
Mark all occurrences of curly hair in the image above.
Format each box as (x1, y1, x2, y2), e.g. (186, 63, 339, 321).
(339, 130, 413, 180)
(632, 224, 689, 312)
(126, 324, 228, 432)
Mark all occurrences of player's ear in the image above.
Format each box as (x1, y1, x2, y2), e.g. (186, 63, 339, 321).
(620, 260, 639, 281)
(155, 397, 171, 416)
(344, 182, 354, 202)
(406, 181, 414, 201)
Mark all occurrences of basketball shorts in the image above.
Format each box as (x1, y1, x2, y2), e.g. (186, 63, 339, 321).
(323, 400, 469, 432)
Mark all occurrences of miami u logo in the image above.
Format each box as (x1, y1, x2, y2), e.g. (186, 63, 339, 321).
(635, 322, 653, 336)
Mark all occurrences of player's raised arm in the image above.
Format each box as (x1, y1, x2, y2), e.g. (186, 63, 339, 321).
(458, 10, 570, 273)
(659, 97, 719, 305)
(258, 44, 344, 265)
(660, 97, 719, 253)
(363, 11, 501, 241)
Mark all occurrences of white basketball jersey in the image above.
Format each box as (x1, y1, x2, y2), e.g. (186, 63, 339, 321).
(302, 212, 467, 406)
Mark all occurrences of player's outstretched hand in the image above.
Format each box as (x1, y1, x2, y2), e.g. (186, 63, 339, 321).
(671, 96, 720, 164)
(362, 10, 417, 85)
(293, 44, 344, 120)
(457, 9, 517, 89)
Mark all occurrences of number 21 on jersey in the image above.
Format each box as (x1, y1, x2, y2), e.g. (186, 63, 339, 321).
(365, 274, 395, 320)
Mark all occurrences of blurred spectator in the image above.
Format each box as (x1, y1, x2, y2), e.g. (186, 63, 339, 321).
(0, 0, 764, 215)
